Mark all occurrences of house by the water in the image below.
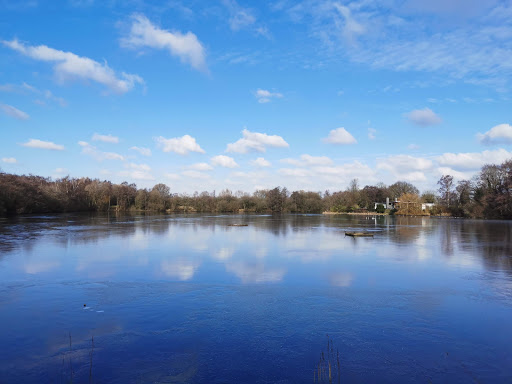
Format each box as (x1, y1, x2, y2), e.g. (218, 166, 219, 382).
(374, 198, 435, 211)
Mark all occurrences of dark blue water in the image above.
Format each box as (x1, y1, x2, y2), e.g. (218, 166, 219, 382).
(0, 214, 511, 383)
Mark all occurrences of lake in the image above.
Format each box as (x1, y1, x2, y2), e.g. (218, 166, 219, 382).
(0, 213, 511, 383)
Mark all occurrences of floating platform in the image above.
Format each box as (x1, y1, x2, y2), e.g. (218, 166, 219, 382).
(345, 231, 374, 237)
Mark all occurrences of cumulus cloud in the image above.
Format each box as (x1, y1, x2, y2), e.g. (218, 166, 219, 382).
(323, 127, 357, 145)
(255, 88, 283, 103)
(130, 146, 152, 156)
(78, 141, 124, 161)
(121, 14, 207, 72)
(3, 39, 144, 94)
(119, 163, 154, 180)
(406, 108, 442, 126)
(251, 157, 271, 167)
(1, 157, 17, 163)
(22, 139, 65, 150)
(278, 160, 376, 187)
(181, 170, 211, 179)
(436, 166, 474, 180)
(92, 133, 119, 143)
(477, 124, 512, 145)
(0, 103, 29, 120)
(437, 149, 512, 170)
(226, 129, 289, 153)
(211, 155, 239, 168)
(155, 135, 205, 155)
(376, 154, 433, 182)
(187, 162, 213, 171)
(281, 154, 333, 166)
(377, 154, 433, 173)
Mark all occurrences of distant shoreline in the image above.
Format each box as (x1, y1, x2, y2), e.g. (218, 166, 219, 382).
(322, 211, 388, 216)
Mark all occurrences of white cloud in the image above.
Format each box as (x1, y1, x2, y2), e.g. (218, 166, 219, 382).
(323, 127, 357, 145)
(3, 39, 144, 94)
(92, 133, 119, 143)
(332, 3, 365, 44)
(211, 155, 239, 168)
(226, 128, 289, 153)
(377, 154, 433, 173)
(278, 160, 376, 188)
(278, 168, 312, 178)
(79, 141, 124, 161)
(279, 1, 512, 87)
(255, 88, 283, 103)
(477, 124, 512, 145)
(0, 83, 67, 106)
(222, 0, 270, 38)
(165, 173, 181, 181)
(119, 170, 155, 180)
(251, 157, 271, 167)
(281, 154, 333, 166)
(0, 103, 29, 120)
(376, 154, 433, 182)
(155, 135, 205, 155)
(368, 128, 377, 140)
(406, 108, 442, 126)
(437, 149, 512, 170)
(436, 167, 474, 180)
(224, 0, 256, 31)
(1, 157, 17, 163)
(181, 170, 211, 179)
(121, 14, 207, 72)
(130, 146, 152, 156)
(187, 162, 213, 171)
(22, 139, 65, 150)
(408, 143, 420, 150)
(120, 163, 154, 180)
(127, 162, 151, 171)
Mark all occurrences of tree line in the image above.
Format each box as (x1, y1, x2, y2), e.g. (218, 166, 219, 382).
(1, 158, 511, 219)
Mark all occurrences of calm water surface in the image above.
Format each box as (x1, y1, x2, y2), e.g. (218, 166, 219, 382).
(0, 213, 511, 383)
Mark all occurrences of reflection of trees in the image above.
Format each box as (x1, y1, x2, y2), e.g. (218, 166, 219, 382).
(445, 220, 512, 273)
(2, 213, 511, 275)
(372, 216, 436, 244)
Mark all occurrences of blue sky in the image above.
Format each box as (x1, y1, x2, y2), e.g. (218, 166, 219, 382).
(1, 0, 512, 193)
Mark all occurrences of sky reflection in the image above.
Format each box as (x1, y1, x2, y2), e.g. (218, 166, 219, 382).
(1, 214, 512, 383)
(1, 214, 511, 286)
